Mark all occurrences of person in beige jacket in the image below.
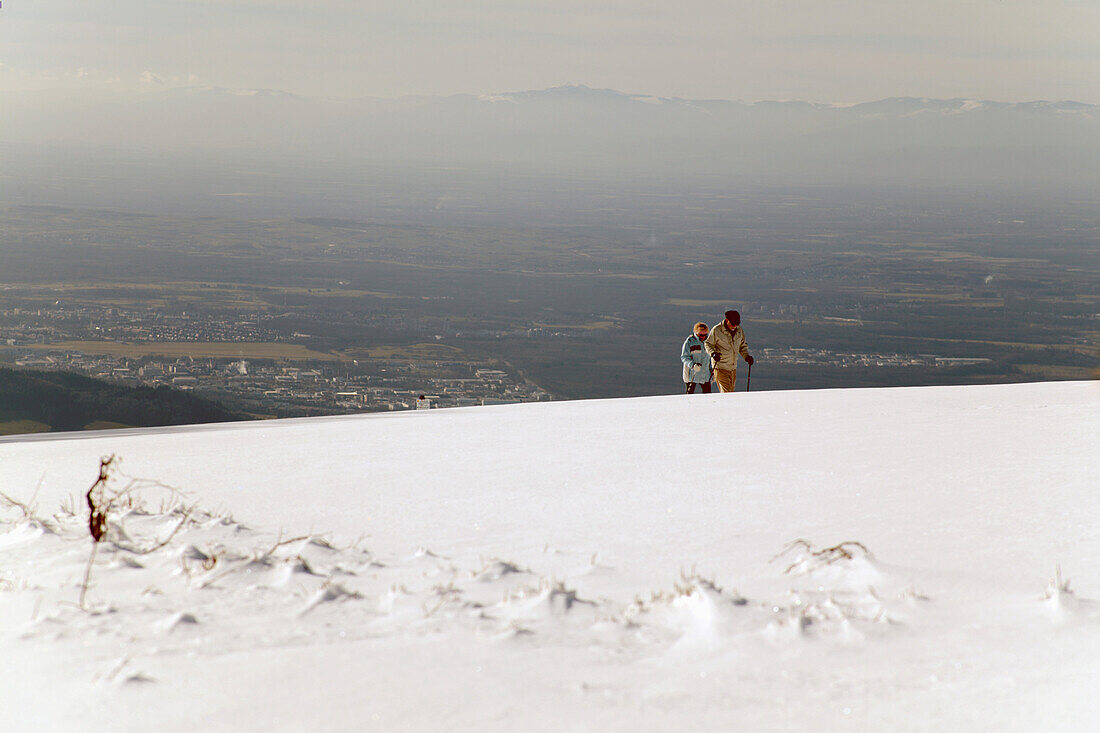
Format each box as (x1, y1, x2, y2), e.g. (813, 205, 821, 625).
(704, 310, 754, 393)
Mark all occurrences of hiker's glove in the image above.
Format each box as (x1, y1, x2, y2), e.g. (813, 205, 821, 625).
(711, 352, 722, 363)
(745, 355, 754, 366)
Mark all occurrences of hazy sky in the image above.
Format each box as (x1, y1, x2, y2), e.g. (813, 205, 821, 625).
(3, 0, 1099, 102)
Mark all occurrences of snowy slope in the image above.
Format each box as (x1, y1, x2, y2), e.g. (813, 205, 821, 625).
(1, 382, 1097, 731)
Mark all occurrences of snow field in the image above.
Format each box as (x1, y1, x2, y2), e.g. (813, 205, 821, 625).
(0, 381, 1098, 730)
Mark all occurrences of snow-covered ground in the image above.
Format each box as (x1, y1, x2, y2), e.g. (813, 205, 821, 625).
(1, 381, 1097, 731)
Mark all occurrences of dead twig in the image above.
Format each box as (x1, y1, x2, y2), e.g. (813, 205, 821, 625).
(80, 455, 117, 610)
(260, 533, 312, 561)
(0, 490, 33, 519)
(114, 507, 195, 555)
(772, 538, 875, 575)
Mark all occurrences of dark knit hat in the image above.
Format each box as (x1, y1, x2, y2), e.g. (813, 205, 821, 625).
(724, 310, 741, 325)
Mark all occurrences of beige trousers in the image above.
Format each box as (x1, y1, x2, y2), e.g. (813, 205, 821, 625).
(714, 368, 737, 393)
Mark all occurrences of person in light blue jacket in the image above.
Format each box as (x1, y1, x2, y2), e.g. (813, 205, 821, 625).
(681, 322, 713, 394)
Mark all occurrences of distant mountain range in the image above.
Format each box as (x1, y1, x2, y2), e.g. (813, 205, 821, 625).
(6, 84, 1100, 185)
(131, 82, 1100, 117)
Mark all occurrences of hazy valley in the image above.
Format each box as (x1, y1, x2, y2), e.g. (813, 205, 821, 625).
(2, 87, 1097, 430)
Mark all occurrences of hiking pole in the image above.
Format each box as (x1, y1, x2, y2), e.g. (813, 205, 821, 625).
(746, 362, 751, 392)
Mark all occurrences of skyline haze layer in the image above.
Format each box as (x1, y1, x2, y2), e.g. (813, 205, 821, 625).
(3, 1, 1099, 103)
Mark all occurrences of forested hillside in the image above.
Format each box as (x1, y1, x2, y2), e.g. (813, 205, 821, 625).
(0, 368, 243, 434)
